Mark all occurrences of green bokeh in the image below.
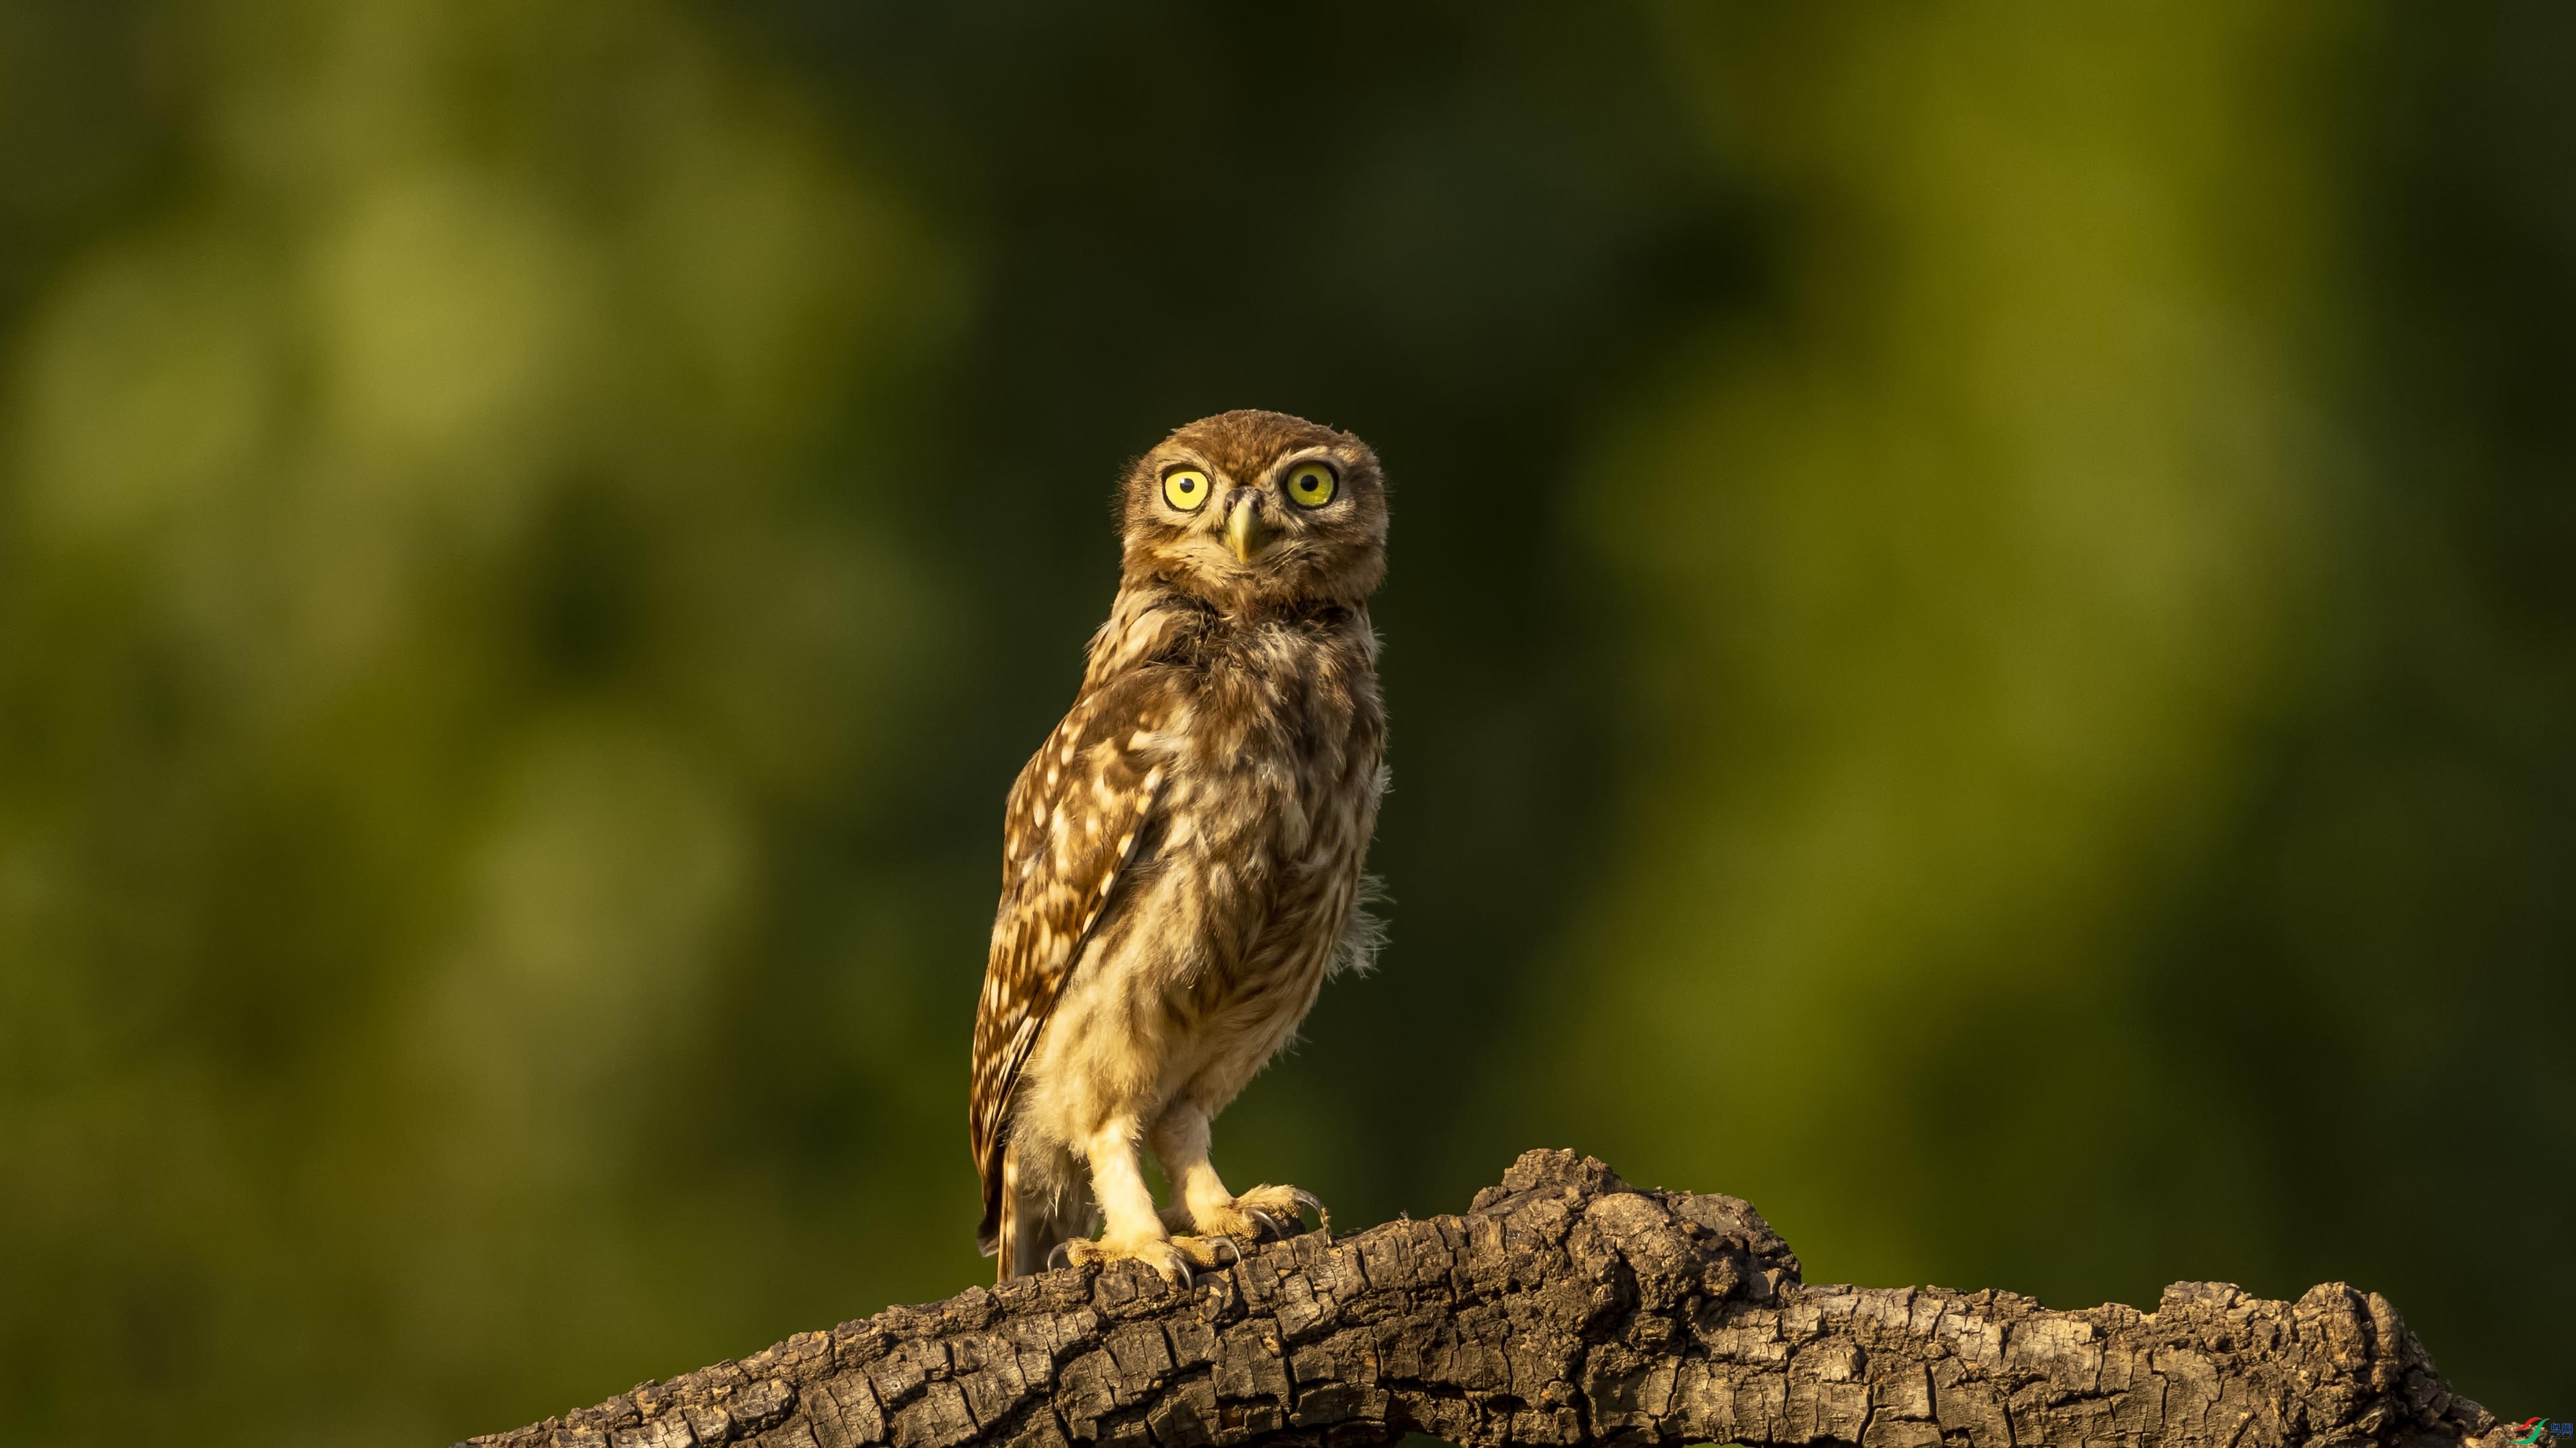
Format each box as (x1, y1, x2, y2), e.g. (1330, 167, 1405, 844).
(0, 3, 2567, 1442)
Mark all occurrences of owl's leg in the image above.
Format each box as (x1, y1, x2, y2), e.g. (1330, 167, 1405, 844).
(1061, 1117, 1203, 1285)
(1149, 1101, 1328, 1244)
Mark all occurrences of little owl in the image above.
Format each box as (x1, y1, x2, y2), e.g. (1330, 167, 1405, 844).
(969, 409, 1388, 1284)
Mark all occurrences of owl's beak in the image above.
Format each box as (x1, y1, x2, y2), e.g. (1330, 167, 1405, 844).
(1225, 493, 1273, 563)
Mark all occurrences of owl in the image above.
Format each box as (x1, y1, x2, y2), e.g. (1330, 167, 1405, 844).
(968, 409, 1390, 1285)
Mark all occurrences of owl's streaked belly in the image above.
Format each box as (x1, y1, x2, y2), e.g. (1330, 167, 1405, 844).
(1014, 645, 1382, 1149)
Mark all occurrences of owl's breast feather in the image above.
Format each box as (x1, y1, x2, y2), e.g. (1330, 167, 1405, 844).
(1134, 616, 1382, 975)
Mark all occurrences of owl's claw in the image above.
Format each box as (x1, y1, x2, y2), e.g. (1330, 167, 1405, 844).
(1195, 1180, 1329, 1237)
(1171, 1234, 1240, 1275)
(1064, 1232, 1196, 1287)
(1226, 1183, 1328, 1239)
(1163, 1183, 1332, 1246)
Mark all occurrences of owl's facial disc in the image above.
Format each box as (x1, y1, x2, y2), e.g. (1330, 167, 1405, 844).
(1120, 411, 1386, 610)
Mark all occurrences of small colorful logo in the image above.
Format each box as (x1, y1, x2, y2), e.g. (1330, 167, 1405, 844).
(2511, 1420, 2571, 1446)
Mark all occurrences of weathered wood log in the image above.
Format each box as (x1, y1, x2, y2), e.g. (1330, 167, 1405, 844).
(465, 1150, 2519, 1448)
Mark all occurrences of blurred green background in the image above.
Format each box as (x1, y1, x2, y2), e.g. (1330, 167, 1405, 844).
(1, 2, 2569, 1441)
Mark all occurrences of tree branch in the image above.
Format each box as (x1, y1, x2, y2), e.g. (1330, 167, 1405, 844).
(465, 1150, 2523, 1448)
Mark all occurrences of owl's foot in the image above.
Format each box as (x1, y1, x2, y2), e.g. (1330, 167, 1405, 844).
(1167, 1235, 1242, 1272)
(1164, 1184, 1329, 1244)
(1060, 1231, 1199, 1287)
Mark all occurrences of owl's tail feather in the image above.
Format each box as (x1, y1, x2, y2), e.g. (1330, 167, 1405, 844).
(979, 1149, 1009, 1262)
(995, 1138, 1095, 1283)
(989, 1146, 1019, 1281)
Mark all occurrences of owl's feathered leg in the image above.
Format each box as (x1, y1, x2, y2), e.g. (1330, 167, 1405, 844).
(999, 1137, 1094, 1282)
(1148, 1102, 1328, 1244)
(1060, 1117, 1207, 1285)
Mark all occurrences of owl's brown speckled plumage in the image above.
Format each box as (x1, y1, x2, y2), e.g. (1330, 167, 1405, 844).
(970, 410, 1389, 1284)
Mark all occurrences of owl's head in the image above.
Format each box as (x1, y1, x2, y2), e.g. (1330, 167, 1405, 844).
(1118, 410, 1388, 612)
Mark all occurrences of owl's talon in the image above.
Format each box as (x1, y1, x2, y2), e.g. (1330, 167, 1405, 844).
(1065, 1233, 1194, 1287)
(1226, 1183, 1326, 1238)
(1168, 1234, 1240, 1275)
(1047, 1239, 1076, 1272)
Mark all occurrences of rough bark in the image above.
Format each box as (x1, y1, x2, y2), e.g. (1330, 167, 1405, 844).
(465, 1150, 2523, 1448)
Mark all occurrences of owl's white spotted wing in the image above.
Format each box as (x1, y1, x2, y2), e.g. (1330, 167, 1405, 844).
(970, 680, 1168, 1252)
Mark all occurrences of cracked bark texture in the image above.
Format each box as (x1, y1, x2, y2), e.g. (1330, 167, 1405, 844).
(465, 1150, 2520, 1448)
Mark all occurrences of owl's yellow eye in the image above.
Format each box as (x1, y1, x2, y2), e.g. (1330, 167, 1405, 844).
(1163, 468, 1210, 511)
(1284, 462, 1338, 508)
